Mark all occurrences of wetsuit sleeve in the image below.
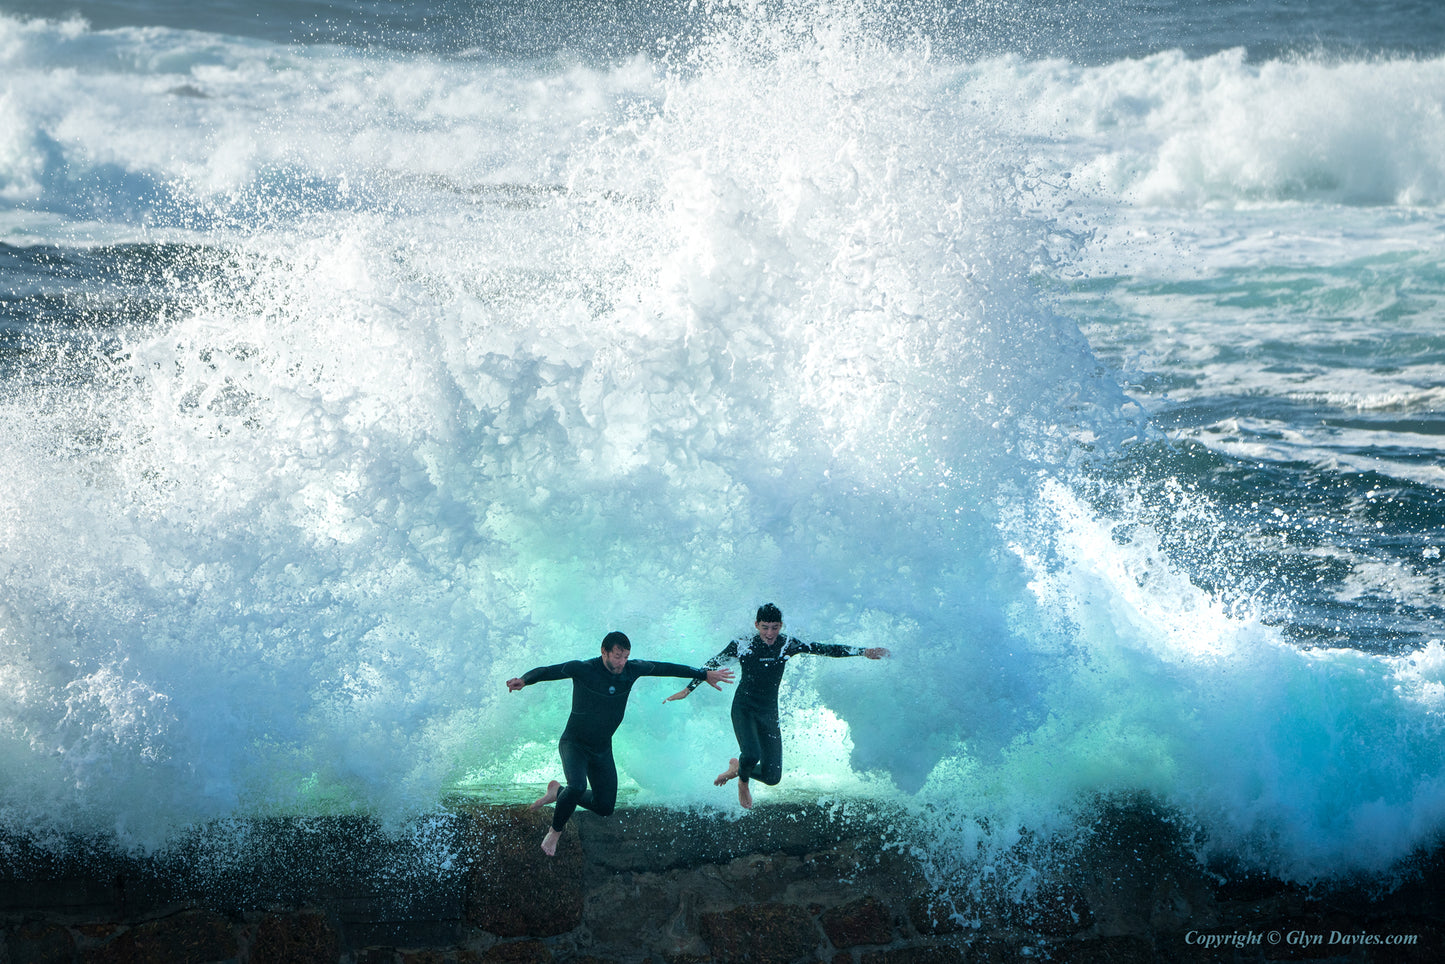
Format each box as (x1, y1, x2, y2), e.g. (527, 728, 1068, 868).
(792, 639, 863, 658)
(520, 660, 580, 686)
(685, 640, 740, 691)
(631, 659, 709, 681)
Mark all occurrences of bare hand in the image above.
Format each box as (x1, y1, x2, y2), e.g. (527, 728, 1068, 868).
(663, 687, 691, 703)
(862, 648, 889, 660)
(507, 677, 525, 691)
(706, 668, 735, 689)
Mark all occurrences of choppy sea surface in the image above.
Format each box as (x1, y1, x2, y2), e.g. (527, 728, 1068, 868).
(3, 0, 1445, 892)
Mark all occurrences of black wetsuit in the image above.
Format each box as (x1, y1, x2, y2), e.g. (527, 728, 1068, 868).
(522, 656, 707, 831)
(686, 634, 862, 786)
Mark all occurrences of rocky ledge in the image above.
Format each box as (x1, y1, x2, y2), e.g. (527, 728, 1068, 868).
(1, 796, 1442, 963)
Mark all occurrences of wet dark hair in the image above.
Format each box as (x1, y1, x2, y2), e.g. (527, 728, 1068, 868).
(755, 603, 783, 624)
(601, 631, 631, 652)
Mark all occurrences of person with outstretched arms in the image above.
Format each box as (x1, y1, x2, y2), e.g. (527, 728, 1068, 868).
(666, 603, 889, 809)
(507, 631, 734, 855)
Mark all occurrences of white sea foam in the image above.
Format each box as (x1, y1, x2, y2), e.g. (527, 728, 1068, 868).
(964, 47, 1445, 209)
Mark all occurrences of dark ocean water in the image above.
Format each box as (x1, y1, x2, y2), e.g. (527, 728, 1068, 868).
(6, 0, 1443, 60)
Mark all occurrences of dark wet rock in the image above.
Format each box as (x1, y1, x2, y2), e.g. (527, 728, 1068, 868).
(820, 896, 895, 947)
(5, 919, 77, 962)
(1, 797, 1443, 962)
(80, 909, 235, 964)
(698, 902, 820, 964)
(248, 909, 340, 963)
(476, 939, 554, 963)
(465, 806, 584, 938)
(858, 941, 969, 963)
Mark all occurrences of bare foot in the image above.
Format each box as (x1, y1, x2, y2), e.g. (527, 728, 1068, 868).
(714, 758, 739, 787)
(541, 828, 562, 856)
(737, 779, 753, 810)
(530, 780, 560, 811)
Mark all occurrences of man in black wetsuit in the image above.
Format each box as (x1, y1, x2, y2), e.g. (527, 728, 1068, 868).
(666, 603, 889, 809)
(507, 631, 734, 855)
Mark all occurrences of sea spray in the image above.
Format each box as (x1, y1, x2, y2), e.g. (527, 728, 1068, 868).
(0, 0, 1123, 852)
(896, 476, 1445, 885)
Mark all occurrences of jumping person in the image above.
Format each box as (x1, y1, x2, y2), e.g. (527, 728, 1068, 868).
(507, 631, 734, 855)
(665, 603, 889, 809)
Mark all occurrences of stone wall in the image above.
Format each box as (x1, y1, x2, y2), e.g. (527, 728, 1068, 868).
(1, 799, 1442, 963)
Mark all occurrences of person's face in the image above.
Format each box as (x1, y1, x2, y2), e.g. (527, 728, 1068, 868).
(756, 620, 782, 645)
(601, 644, 630, 674)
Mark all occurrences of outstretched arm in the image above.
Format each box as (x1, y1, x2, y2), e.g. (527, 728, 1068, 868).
(636, 659, 735, 702)
(792, 639, 890, 659)
(678, 640, 740, 695)
(665, 666, 734, 702)
(507, 661, 576, 692)
(664, 639, 740, 703)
